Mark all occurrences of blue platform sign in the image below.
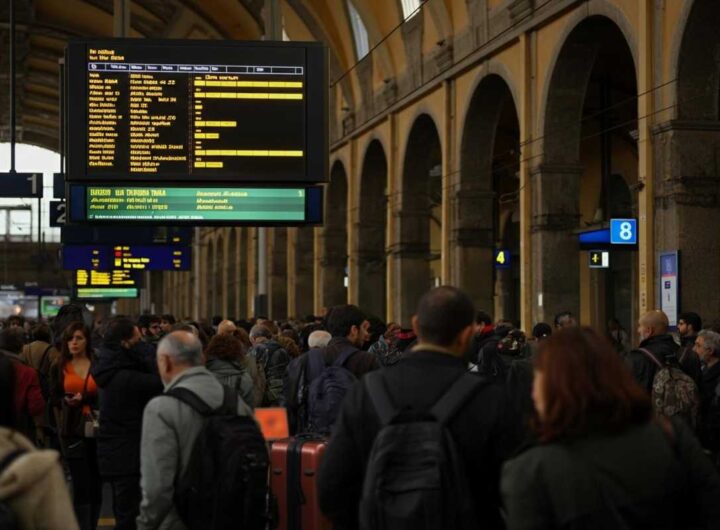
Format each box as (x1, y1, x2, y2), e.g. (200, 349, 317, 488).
(659, 251, 680, 328)
(610, 218, 637, 245)
(0, 172, 43, 198)
(494, 249, 512, 270)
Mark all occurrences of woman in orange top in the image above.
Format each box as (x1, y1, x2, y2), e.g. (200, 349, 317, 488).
(50, 322, 101, 530)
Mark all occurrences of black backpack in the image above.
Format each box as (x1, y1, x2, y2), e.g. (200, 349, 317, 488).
(306, 347, 358, 434)
(360, 372, 484, 530)
(166, 385, 269, 530)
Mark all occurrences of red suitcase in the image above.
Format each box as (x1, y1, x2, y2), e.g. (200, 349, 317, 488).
(270, 435, 332, 530)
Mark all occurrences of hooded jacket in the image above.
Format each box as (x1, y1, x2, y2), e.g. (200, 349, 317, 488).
(136, 366, 253, 530)
(0, 427, 79, 530)
(92, 344, 163, 477)
(624, 334, 680, 394)
(205, 358, 255, 408)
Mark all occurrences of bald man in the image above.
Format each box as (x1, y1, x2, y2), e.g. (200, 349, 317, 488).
(625, 310, 682, 394)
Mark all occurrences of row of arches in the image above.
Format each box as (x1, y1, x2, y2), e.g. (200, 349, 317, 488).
(156, 1, 720, 330)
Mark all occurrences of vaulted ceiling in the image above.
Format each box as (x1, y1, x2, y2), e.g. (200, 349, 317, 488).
(0, 0, 444, 152)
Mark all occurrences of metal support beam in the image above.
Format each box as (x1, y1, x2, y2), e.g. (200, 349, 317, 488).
(9, 0, 16, 172)
(114, 0, 130, 38)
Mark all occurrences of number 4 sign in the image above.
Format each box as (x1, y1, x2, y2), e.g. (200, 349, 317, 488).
(610, 218, 637, 245)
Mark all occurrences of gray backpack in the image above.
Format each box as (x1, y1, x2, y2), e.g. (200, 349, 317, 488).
(639, 348, 700, 429)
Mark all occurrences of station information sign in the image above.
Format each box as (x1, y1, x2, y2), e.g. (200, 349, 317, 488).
(68, 184, 323, 225)
(63, 245, 191, 271)
(66, 39, 328, 184)
(75, 269, 141, 288)
(75, 287, 139, 300)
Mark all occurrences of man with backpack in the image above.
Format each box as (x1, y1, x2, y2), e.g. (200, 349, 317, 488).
(248, 325, 289, 406)
(625, 310, 700, 428)
(137, 331, 267, 530)
(318, 287, 517, 530)
(285, 304, 378, 435)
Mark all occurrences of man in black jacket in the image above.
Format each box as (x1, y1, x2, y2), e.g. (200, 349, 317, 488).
(92, 317, 163, 530)
(694, 329, 720, 462)
(678, 311, 704, 384)
(318, 287, 517, 530)
(625, 310, 681, 394)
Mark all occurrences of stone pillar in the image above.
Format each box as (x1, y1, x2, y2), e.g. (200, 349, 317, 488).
(269, 228, 288, 320)
(531, 163, 582, 323)
(288, 227, 315, 319)
(452, 186, 495, 313)
(654, 122, 720, 326)
(393, 205, 432, 327)
(320, 226, 347, 310)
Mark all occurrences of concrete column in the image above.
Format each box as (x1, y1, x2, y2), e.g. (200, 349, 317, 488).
(519, 32, 534, 331)
(393, 206, 432, 327)
(530, 163, 582, 323)
(288, 227, 315, 319)
(319, 226, 347, 309)
(246, 228, 257, 317)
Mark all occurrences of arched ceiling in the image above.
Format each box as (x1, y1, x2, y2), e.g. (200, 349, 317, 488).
(0, 0, 452, 152)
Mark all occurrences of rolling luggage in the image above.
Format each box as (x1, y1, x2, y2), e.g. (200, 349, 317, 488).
(270, 435, 332, 530)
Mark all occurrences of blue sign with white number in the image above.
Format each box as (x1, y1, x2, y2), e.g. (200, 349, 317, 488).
(610, 218, 637, 245)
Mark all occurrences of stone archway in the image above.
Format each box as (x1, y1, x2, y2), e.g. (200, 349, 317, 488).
(536, 15, 638, 325)
(657, 0, 720, 325)
(321, 161, 348, 310)
(395, 114, 442, 325)
(458, 74, 520, 321)
(357, 139, 388, 320)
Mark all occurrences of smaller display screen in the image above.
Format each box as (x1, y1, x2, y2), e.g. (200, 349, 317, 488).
(76, 287, 139, 299)
(63, 245, 191, 271)
(40, 296, 71, 317)
(85, 186, 306, 221)
(75, 269, 141, 287)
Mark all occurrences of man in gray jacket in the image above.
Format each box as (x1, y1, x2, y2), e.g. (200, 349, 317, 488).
(136, 331, 253, 530)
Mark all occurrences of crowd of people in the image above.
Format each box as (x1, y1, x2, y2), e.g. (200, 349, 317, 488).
(1, 294, 720, 529)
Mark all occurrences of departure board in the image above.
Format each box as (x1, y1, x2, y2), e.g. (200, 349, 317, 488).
(75, 287, 139, 300)
(63, 245, 191, 271)
(68, 184, 324, 226)
(67, 39, 328, 183)
(75, 269, 141, 288)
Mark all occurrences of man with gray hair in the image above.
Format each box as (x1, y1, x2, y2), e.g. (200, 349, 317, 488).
(137, 331, 253, 529)
(694, 329, 720, 463)
(308, 330, 332, 349)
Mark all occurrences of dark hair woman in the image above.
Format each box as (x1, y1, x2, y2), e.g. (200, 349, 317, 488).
(50, 322, 102, 530)
(501, 327, 720, 529)
(205, 333, 255, 409)
(0, 355, 17, 428)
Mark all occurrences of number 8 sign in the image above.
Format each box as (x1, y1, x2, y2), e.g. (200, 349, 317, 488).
(610, 218, 637, 245)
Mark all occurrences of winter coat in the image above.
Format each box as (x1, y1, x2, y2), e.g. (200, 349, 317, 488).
(249, 339, 290, 406)
(92, 344, 163, 477)
(624, 334, 681, 394)
(206, 358, 255, 408)
(502, 419, 720, 529)
(698, 361, 720, 458)
(136, 366, 253, 530)
(680, 335, 703, 386)
(0, 427, 79, 530)
(318, 348, 518, 530)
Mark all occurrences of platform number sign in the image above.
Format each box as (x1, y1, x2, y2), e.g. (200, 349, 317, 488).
(50, 201, 66, 227)
(610, 218, 637, 245)
(494, 249, 512, 270)
(588, 250, 610, 269)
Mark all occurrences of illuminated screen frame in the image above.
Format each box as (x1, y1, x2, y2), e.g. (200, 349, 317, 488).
(66, 38, 328, 184)
(68, 184, 324, 226)
(75, 287, 140, 300)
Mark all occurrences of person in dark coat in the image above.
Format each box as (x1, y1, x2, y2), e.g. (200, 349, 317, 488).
(91, 318, 162, 530)
(694, 329, 720, 463)
(678, 311, 704, 385)
(502, 327, 720, 530)
(284, 304, 379, 434)
(625, 310, 682, 394)
(318, 288, 518, 530)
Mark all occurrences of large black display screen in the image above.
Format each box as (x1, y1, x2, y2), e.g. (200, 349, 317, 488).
(66, 39, 327, 183)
